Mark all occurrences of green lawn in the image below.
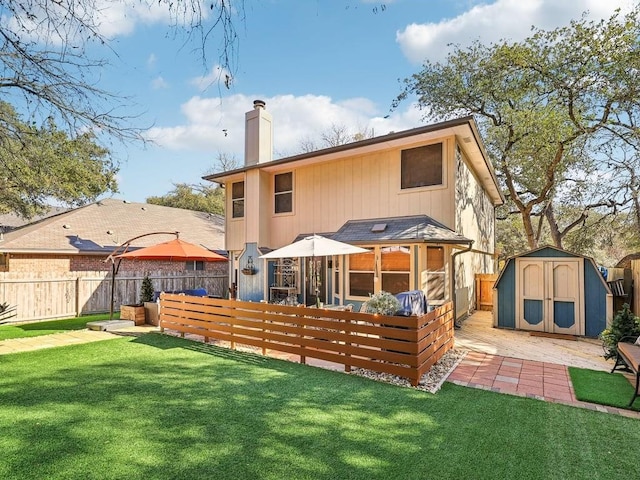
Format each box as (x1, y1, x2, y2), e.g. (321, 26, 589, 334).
(0, 313, 117, 340)
(1, 333, 639, 480)
(569, 366, 640, 411)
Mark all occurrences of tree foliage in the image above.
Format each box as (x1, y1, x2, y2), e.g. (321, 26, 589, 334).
(398, 7, 640, 251)
(0, 101, 117, 218)
(298, 123, 376, 153)
(0, 0, 243, 217)
(146, 183, 224, 215)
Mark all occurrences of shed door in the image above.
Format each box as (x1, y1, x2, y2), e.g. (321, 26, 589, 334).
(516, 258, 583, 335)
(518, 260, 546, 332)
(549, 261, 581, 335)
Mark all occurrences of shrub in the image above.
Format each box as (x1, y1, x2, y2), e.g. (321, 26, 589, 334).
(139, 276, 155, 304)
(600, 303, 640, 359)
(366, 291, 401, 315)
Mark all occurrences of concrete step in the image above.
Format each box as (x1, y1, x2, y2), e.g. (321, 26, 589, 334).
(86, 320, 135, 331)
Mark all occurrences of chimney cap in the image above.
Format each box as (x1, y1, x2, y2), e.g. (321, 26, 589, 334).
(253, 99, 266, 109)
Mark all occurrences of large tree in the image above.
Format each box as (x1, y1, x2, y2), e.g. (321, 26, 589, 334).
(146, 183, 224, 215)
(0, 0, 242, 216)
(397, 7, 640, 251)
(0, 101, 116, 218)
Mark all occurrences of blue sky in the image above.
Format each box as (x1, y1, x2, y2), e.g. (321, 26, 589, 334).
(56, 0, 637, 202)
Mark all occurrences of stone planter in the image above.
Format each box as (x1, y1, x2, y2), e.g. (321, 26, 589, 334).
(120, 304, 146, 326)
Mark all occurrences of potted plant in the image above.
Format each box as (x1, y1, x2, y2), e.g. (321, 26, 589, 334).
(366, 291, 401, 315)
(120, 276, 154, 326)
(141, 276, 160, 326)
(600, 303, 640, 359)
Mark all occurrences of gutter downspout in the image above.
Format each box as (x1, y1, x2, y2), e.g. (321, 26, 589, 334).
(451, 241, 474, 328)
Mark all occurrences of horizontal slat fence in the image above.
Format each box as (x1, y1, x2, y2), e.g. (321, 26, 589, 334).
(0, 271, 228, 322)
(160, 295, 454, 385)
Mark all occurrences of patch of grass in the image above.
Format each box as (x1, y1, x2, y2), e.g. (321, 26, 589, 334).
(0, 334, 639, 479)
(0, 313, 118, 340)
(569, 366, 639, 411)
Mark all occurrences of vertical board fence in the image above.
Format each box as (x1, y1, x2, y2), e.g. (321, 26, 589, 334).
(160, 295, 454, 385)
(0, 271, 228, 322)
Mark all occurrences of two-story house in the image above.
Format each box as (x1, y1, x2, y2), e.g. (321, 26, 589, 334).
(205, 100, 503, 318)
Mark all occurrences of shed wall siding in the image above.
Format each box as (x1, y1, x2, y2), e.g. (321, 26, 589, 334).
(584, 259, 607, 337)
(497, 259, 516, 328)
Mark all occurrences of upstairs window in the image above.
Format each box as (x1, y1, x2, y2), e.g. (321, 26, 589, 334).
(231, 181, 244, 218)
(401, 143, 443, 189)
(274, 172, 293, 214)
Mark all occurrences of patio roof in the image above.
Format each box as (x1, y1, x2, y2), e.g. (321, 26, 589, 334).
(330, 215, 473, 245)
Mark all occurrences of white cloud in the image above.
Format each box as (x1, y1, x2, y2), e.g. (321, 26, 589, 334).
(147, 53, 157, 69)
(151, 76, 169, 89)
(190, 65, 232, 92)
(397, 0, 637, 64)
(144, 94, 420, 157)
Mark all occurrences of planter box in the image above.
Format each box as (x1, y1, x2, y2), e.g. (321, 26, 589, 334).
(120, 305, 146, 326)
(144, 302, 159, 326)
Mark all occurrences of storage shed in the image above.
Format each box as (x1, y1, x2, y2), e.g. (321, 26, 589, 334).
(494, 246, 613, 338)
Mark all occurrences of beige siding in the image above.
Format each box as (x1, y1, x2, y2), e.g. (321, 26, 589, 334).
(263, 136, 455, 248)
(454, 144, 495, 255)
(453, 144, 497, 316)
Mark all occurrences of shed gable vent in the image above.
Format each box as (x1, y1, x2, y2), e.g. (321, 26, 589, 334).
(371, 223, 387, 233)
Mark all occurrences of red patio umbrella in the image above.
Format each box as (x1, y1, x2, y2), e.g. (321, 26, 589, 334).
(115, 238, 227, 262)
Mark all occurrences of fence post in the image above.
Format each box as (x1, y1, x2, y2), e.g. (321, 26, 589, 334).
(344, 317, 351, 373)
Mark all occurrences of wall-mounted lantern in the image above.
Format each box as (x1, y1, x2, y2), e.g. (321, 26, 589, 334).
(241, 256, 257, 275)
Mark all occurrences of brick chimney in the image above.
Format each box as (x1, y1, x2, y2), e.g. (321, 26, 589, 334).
(244, 99, 273, 166)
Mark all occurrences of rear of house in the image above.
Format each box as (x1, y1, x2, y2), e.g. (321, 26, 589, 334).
(205, 101, 504, 318)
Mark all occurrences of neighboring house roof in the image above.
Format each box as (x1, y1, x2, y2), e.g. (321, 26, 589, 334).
(0, 206, 70, 232)
(331, 215, 473, 245)
(204, 115, 505, 206)
(0, 199, 225, 255)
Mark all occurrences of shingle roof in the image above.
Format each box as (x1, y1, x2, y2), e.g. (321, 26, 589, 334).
(0, 199, 225, 254)
(331, 215, 472, 245)
(0, 207, 69, 231)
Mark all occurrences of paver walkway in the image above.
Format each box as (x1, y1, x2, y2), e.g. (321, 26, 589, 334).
(451, 313, 640, 419)
(0, 329, 120, 355)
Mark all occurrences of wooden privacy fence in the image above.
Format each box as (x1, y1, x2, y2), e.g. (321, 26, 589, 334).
(0, 271, 228, 322)
(475, 273, 497, 311)
(160, 295, 455, 386)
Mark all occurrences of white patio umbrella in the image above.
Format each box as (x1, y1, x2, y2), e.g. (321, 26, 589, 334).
(259, 234, 368, 259)
(259, 235, 368, 305)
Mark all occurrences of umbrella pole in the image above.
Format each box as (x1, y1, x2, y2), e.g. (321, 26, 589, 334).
(109, 262, 116, 320)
